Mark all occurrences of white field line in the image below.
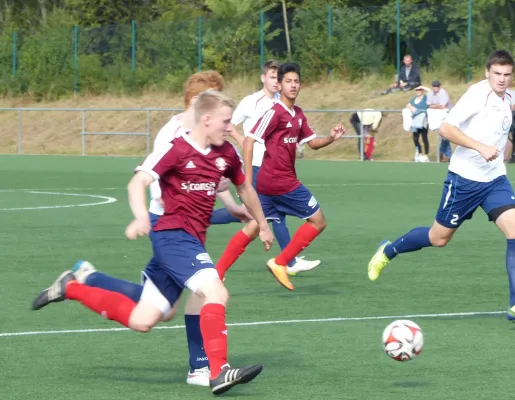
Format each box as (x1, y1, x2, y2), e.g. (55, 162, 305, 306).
(0, 191, 117, 211)
(0, 182, 442, 193)
(0, 310, 505, 338)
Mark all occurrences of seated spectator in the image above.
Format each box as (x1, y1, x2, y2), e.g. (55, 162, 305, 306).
(382, 55, 421, 95)
(423, 80, 452, 162)
(349, 109, 383, 160)
(401, 87, 429, 162)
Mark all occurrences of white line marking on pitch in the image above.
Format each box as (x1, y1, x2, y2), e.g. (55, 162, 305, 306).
(0, 187, 124, 192)
(0, 191, 117, 211)
(0, 310, 504, 338)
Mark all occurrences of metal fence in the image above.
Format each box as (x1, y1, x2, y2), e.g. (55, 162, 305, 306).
(1, 1, 514, 97)
(0, 108, 444, 162)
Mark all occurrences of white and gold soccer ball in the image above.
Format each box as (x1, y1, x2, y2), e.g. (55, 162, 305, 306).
(382, 319, 424, 361)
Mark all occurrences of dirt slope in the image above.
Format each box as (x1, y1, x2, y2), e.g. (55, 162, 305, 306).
(0, 78, 473, 161)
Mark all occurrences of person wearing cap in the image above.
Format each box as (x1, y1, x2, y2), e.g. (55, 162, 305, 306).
(349, 109, 384, 160)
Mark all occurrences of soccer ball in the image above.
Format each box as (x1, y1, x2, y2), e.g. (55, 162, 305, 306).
(382, 320, 423, 361)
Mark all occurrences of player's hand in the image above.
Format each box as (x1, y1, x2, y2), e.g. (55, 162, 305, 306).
(125, 218, 151, 240)
(258, 224, 274, 251)
(330, 124, 346, 140)
(478, 144, 500, 162)
(157, 197, 165, 208)
(227, 204, 254, 222)
(217, 177, 231, 193)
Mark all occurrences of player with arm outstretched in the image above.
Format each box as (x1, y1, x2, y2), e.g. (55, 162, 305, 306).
(31, 90, 273, 395)
(214, 60, 321, 275)
(367, 50, 515, 320)
(216, 62, 345, 290)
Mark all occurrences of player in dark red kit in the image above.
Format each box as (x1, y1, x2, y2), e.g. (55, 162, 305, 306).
(216, 62, 345, 290)
(31, 90, 273, 396)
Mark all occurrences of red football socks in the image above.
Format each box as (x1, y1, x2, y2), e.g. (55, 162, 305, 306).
(216, 230, 252, 279)
(66, 282, 136, 327)
(275, 223, 321, 266)
(200, 303, 228, 378)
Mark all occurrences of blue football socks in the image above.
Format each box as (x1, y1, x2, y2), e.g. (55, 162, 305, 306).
(85, 272, 143, 303)
(506, 239, 515, 312)
(185, 314, 209, 370)
(384, 227, 432, 260)
(210, 208, 240, 225)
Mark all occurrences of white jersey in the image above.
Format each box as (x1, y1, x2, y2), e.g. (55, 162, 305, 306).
(231, 89, 279, 167)
(149, 113, 187, 215)
(445, 80, 513, 182)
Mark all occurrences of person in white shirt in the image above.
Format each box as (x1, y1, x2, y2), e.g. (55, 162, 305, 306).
(425, 80, 452, 161)
(368, 50, 515, 321)
(217, 60, 321, 277)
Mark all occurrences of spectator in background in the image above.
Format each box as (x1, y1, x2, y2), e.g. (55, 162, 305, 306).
(425, 80, 452, 162)
(382, 55, 421, 95)
(349, 109, 383, 160)
(402, 87, 429, 162)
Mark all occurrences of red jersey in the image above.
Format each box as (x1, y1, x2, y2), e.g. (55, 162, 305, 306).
(136, 134, 245, 244)
(249, 101, 316, 195)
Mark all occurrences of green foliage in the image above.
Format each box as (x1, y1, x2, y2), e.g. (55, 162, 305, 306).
(291, 7, 385, 80)
(201, 0, 280, 75)
(15, 10, 74, 98)
(0, 0, 514, 98)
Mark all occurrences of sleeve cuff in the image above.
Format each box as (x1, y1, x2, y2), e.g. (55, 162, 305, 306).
(299, 133, 317, 145)
(232, 170, 246, 186)
(246, 133, 264, 144)
(135, 166, 160, 181)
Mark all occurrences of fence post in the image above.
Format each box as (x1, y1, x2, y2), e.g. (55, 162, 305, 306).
(73, 25, 79, 93)
(328, 5, 332, 75)
(396, 0, 400, 79)
(18, 110, 22, 154)
(359, 112, 364, 161)
(131, 20, 136, 72)
(81, 110, 85, 156)
(260, 12, 264, 68)
(467, 0, 472, 82)
(146, 110, 151, 155)
(197, 16, 202, 71)
(12, 32, 16, 77)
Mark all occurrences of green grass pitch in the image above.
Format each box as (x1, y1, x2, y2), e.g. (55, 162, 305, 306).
(0, 155, 513, 400)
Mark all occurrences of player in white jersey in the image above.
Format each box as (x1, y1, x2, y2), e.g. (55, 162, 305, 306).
(220, 60, 321, 276)
(367, 50, 515, 319)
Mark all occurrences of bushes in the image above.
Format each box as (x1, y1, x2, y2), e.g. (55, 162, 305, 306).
(291, 7, 386, 81)
(0, 5, 512, 99)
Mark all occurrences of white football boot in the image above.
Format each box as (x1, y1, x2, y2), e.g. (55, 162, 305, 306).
(186, 366, 210, 387)
(287, 256, 321, 276)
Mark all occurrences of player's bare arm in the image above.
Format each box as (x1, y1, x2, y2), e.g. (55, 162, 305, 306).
(217, 189, 253, 222)
(235, 181, 274, 250)
(126, 171, 153, 240)
(242, 136, 256, 184)
(440, 122, 499, 161)
(307, 124, 346, 150)
(229, 127, 244, 147)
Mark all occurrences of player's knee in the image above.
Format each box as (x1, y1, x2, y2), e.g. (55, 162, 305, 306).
(242, 220, 259, 240)
(129, 321, 153, 333)
(200, 280, 229, 306)
(316, 218, 327, 232)
(310, 215, 326, 232)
